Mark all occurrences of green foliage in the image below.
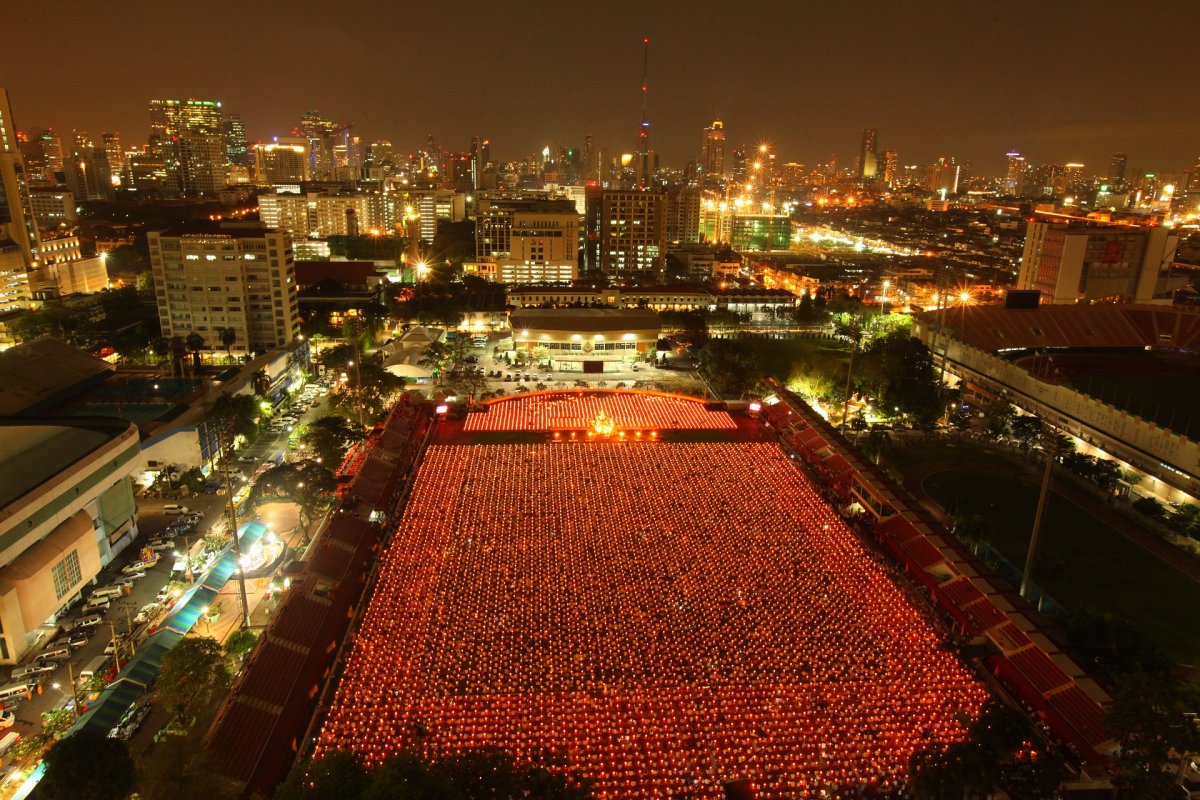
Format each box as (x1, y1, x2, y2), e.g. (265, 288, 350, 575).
(223, 627, 259, 664)
(251, 459, 337, 528)
(1008, 414, 1042, 451)
(907, 702, 1033, 799)
(41, 708, 76, 740)
(137, 731, 241, 800)
(1065, 609, 1170, 677)
(1107, 671, 1200, 798)
(10, 733, 48, 760)
(698, 339, 760, 397)
(300, 415, 361, 467)
(1132, 496, 1164, 518)
(331, 362, 404, 422)
(319, 343, 357, 370)
(855, 332, 944, 428)
(209, 392, 260, 445)
(39, 731, 135, 800)
(981, 395, 1014, 440)
(157, 636, 230, 723)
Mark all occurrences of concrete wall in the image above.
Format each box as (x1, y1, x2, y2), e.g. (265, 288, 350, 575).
(916, 319, 1199, 501)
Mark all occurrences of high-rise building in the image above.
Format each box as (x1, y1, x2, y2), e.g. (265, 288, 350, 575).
(584, 188, 666, 279)
(149, 222, 300, 352)
(881, 150, 898, 188)
(730, 146, 747, 184)
(702, 120, 725, 178)
(925, 157, 959, 195)
(29, 189, 77, 229)
(470, 196, 579, 284)
(101, 133, 124, 181)
(1060, 163, 1087, 198)
(666, 187, 701, 244)
(253, 139, 309, 185)
(1003, 151, 1025, 195)
(858, 128, 878, 179)
(299, 110, 343, 180)
(150, 99, 226, 196)
(1017, 220, 1183, 303)
(0, 89, 41, 268)
(222, 113, 248, 167)
(1108, 152, 1128, 189)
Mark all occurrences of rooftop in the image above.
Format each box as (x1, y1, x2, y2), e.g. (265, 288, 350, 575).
(509, 307, 662, 333)
(0, 420, 125, 508)
(0, 338, 115, 417)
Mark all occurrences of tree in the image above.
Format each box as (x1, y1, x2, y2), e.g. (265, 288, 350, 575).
(300, 415, 361, 466)
(1132, 496, 1165, 518)
(209, 392, 260, 446)
(320, 343, 357, 371)
(150, 336, 171, 364)
(1066, 609, 1171, 677)
(252, 459, 337, 529)
(216, 326, 237, 361)
(1107, 670, 1200, 798)
(138, 731, 241, 800)
(223, 627, 258, 666)
(38, 731, 135, 800)
(698, 339, 760, 397)
(157, 636, 230, 723)
(980, 397, 1014, 440)
(274, 751, 370, 800)
(185, 332, 206, 374)
(41, 707, 77, 740)
(1009, 414, 1042, 452)
(331, 362, 403, 422)
(855, 332, 944, 428)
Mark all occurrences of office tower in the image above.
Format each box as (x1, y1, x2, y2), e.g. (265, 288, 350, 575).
(63, 147, 113, 201)
(367, 140, 395, 169)
(123, 152, 169, 194)
(71, 130, 92, 157)
(20, 128, 64, 184)
(148, 222, 300, 352)
(731, 146, 747, 183)
(28, 189, 78, 229)
(1004, 151, 1025, 195)
(298, 109, 341, 180)
(150, 98, 226, 196)
(222, 113, 248, 167)
(703, 120, 725, 177)
(881, 150, 898, 188)
(100, 133, 124, 181)
(584, 187, 666, 279)
(925, 157, 959, 195)
(253, 139, 309, 184)
(666, 186, 701, 244)
(0, 89, 41, 267)
(1017, 220, 1182, 303)
(1108, 152, 1127, 189)
(858, 128, 878, 179)
(1060, 163, 1086, 197)
(472, 196, 579, 284)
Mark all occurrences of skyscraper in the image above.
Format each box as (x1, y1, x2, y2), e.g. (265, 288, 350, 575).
(150, 98, 226, 196)
(0, 89, 41, 267)
(703, 120, 725, 177)
(222, 113, 248, 167)
(858, 128, 878, 179)
(881, 150, 898, 188)
(101, 133, 124, 181)
(585, 187, 666, 279)
(1004, 151, 1025, 195)
(1108, 152, 1128, 189)
(299, 109, 341, 180)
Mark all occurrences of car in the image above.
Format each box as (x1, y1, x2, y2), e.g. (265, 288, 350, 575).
(66, 632, 90, 649)
(108, 700, 152, 740)
(147, 539, 175, 553)
(121, 562, 149, 576)
(133, 603, 160, 625)
(0, 711, 14, 729)
(162, 504, 190, 515)
(238, 454, 256, 463)
(114, 574, 143, 590)
(72, 614, 103, 630)
(11, 663, 55, 681)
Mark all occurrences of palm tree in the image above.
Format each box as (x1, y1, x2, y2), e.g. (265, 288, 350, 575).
(184, 332, 205, 375)
(150, 337, 170, 365)
(217, 327, 237, 363)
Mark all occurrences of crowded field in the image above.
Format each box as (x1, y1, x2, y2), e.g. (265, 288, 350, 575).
(317, 396, 987, 798)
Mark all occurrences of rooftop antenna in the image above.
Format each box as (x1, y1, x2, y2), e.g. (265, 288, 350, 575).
(638, 36, 650, 189)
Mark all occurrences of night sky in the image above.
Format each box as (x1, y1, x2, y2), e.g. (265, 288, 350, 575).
(3, 0, 1197, 175)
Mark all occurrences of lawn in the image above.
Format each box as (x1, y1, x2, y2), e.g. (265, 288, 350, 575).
(884, 438, 1013, 471)
(748, 336, 850, 382)
(923, 470, 1200, 665)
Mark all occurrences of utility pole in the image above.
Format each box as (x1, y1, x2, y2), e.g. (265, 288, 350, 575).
(65, 662, 81, 717)
(840, 316, 861, 429)
(108, 621, 123, 668)
(218, 421, 252, 629)
(1020, 424, 1058, 601)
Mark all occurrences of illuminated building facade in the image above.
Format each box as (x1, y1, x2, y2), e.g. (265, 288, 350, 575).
(254, 139, 310, 184)
(584, 188, 666, 280)
(1017, 220, 1182, 303)
(703, 119, 725, 177)
(0, 88, 41, 267)
(858, 128, 877, 179)
(470, 197, 578, 284)
(729, 214, 791, 252)
(149, 222, 300, 352)
(150, 98, 226, 196)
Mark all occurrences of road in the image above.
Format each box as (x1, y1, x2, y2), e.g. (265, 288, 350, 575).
(4, 378, 335, 744)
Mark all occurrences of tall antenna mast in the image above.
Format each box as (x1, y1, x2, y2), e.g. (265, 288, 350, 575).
(638, 36, 650, 189)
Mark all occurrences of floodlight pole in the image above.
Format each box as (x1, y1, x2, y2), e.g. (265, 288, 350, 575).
(1020, 424, 1058, 601)
(217, 418, 252, 629)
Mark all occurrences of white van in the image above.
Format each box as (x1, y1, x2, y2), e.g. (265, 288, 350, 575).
(91, 585, 126, 601)
(82, 597, 111, 614)
(162, 504, 190, 515)
(10, 664, 51, 681)
(36, 644, 72, 663)
(0, 685, 29, 705)
(79, 655, 113, 682)
(71, 614, 103, 630)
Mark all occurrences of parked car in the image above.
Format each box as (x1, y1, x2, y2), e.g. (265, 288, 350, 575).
(162, 504, 190, 515)
(72, 614, 103, 630)
(147, 539, 175, 553)
(0, 711, 14, 729)
(134, 604, 160, 625)
(66, 632, 90, 649)
(108, 700, 152, 740)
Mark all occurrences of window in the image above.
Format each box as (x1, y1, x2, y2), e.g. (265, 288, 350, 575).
(51, 550, 82, 599)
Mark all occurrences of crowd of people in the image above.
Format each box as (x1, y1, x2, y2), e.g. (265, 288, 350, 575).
(464, 391, 737, 432)
(318, 432, 988, 798)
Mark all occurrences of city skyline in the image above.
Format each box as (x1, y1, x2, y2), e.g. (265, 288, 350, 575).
(2, 0, 1199, 174)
